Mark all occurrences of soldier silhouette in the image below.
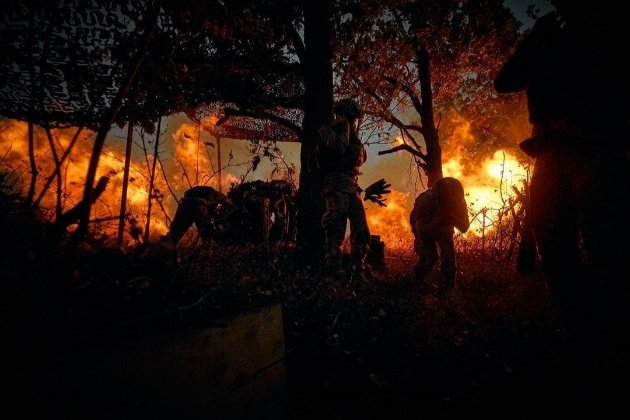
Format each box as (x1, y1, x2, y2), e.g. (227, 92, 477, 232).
(316, 99, 371, 281)
(410, 177, 470, 291)
(495, 0, 630, 413)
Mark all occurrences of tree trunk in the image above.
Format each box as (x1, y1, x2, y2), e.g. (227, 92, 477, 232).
(416, 44, 443, 187)
(26, 13, 37, 204)
(117, 122, 134, 247)
(26, 121, 38, 203)
(56, 176, 110, 230)
(145, 116, 162, 243)
(217, 136, 222, 193)
(295, 0, 334, 265)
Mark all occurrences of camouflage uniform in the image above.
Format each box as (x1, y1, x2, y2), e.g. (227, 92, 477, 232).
(318, 102, 370, 278)
(410, 177, 470, 288)
(166, 186, 228, 243)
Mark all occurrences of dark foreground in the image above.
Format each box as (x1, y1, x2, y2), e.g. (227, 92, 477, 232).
(2, 207, 627, 420)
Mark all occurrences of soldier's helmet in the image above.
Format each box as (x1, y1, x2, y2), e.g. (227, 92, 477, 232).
(333, 99, 362, 120)
(435, 177, 465, 201)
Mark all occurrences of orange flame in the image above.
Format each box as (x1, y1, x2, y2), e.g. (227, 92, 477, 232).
(365, 190, 415, 254)
(442, 114, 529, 237)
(0, 117, 233, 243)
(365, 114, 530, 254)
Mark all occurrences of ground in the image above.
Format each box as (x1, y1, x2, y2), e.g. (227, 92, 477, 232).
(1, 197, 624, 419)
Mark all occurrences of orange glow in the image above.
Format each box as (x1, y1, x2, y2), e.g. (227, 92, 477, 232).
(365, 114, 530, 253)
(0, 118, 231, 243)
(2, 112, 530, 250)
(365, 190, 415, 254)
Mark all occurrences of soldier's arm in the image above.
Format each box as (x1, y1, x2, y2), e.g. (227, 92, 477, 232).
(450, 198, 470, 234)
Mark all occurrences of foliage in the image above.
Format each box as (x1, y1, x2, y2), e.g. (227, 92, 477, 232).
(336, 0, 524, 180)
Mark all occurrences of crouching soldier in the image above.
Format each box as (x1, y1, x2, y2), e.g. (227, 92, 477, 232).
(410, 177, 470, 290)
(164, 186, 231, 244)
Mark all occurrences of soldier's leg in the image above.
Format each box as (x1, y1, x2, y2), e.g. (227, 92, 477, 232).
(413, 227, 438, 281)
(578, 150, 630, 290)
(167, 198, 196, 243)
(321, 192, 349, 273)
(529, 153, 583, 314)
(575, 148, 630, 387)
(192, 201, 214, 243)
(436, 232, 456, 288)
(348, 193, 370, 279)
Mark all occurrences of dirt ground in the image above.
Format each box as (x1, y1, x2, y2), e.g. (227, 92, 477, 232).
(1, 207, 627, 420)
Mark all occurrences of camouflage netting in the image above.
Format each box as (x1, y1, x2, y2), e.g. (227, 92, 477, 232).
(0, 1, 158, 129)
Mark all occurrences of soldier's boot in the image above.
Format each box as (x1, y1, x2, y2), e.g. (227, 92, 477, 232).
(349, 251, 370, 283)
(349, 244, 369, 283)
(414, 263, 433, 282)
(324, 253, 346, 281)
(350, 263, 366, 283)
(440, 264, 456, 291)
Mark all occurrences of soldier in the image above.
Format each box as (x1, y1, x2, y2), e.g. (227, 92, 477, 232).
(164, 185, 231, 244)
(494, 1, 629, 318)
(494, 2, 630, 412)
(410, 177, 470, 290)
(317, 98, 370, 281)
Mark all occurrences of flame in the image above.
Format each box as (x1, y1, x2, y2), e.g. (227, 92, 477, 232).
(2, 111, 530, 251)
(365, 190, 415, 254)
(201, 115, 219, 131)
(0, 118, 230, 243)
(366, 113, 530, 253)
(442, 114, 529, 237)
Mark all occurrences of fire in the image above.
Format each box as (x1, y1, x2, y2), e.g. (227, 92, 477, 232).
(442, 114, 529, 237)
(170, 117, 236, 192)
(365, 113, 530, 254)
(365, 190, 414, 254)
(1, 111, 530, 251)
(0, 117, 234, 243)
(452, 151, 527, 236)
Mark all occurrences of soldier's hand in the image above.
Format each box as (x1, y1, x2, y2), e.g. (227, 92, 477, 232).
(369, 196, 388, 207)
(363, 178, 392, 207)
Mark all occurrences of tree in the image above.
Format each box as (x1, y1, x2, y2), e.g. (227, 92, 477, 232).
(161, 0, 332, 262)
(336, 0, 522, 186)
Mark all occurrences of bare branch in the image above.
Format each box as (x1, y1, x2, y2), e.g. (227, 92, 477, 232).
(34, 126, 83, 206)
(157, 155, 180, 204)
(378, 144, 426, 160)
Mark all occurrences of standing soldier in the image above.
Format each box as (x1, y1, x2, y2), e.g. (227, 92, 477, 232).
(494, 1, 630, 320)
(317, 99, 371, 281)
(410, 177, 470, 291)
(494, 1, 630, 413)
